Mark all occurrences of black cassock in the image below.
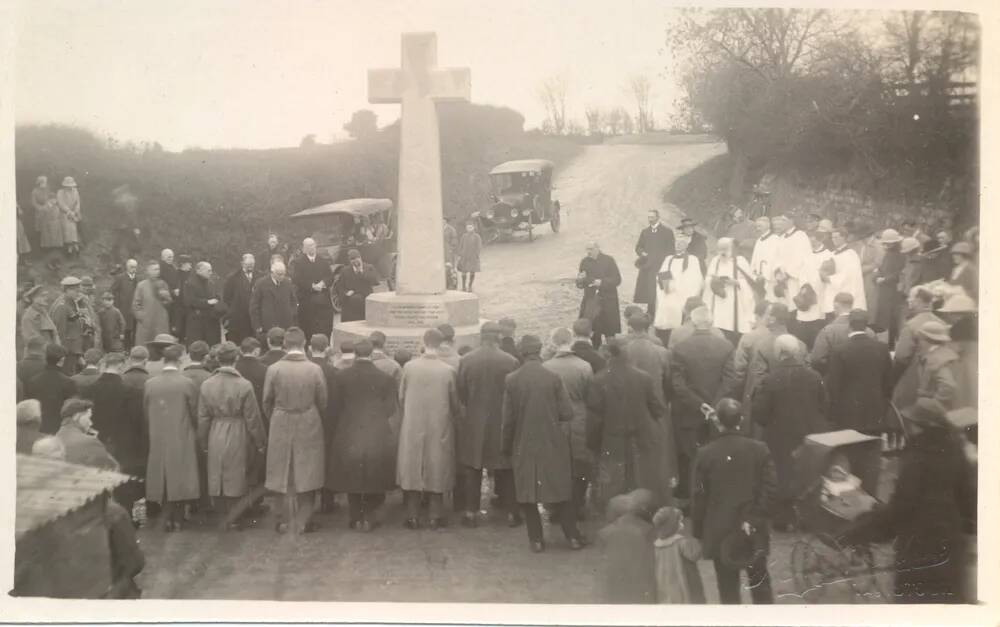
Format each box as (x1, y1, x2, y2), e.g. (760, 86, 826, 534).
(576, 253, 622, 337)
(292, 254, 335, 338)
(222, 269, 262, 344)
(337, 263, 380, 323)
(633, 224, 675, 305)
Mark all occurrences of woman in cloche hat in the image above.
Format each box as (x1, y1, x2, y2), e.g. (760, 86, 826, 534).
(56, 176, 83, 258)
(872, 228, 905, 348)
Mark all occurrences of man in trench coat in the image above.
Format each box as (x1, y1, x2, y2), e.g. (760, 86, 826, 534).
(197, 342, 267, 529)
(132, 260, 172, 349)
(502, 335, 585, 552)
(263, 327, 327, 534)
(144, 343, 201, 531)
(325, 340, 398, 531)
(397, 328, 461, 529)
(455, 322, 522, 527)
(576, 242, 622, 348)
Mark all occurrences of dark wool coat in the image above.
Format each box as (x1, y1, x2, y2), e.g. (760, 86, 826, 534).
(586, 359, 673, 507)
(110, 272, 138, 330)
(292, 254, 335, 336)
(337, 262, 380, 323)
(17, 354, 46, 388)
(571, 339, 606, 373)
(500, 336, 522, 363)
(223, 269, 262, 344)
(249, 276, 298, 334)
(577, 253, 622, 337)
(98, 306, 126, 352)
(688, 231, 709, 274)
(501, 358, 574, 504)
(325, 360, 398, 494)
(82, 372, 147, 474)
(751, 360, 829, 502)
(120, 365, 149, 392)
(873, 248, 905, 332)
(691, 432, 776, 559)
(263, 353, 327, 493)
(670, 330, 735, 429)
(235, 354, 268, 422)
(825, 334, 893, 431)
(633, 224, 676, 305)
(596, 514, 658, 604)
(456, 231, 483, 273)
(456, 344, 520, 470)
(27, 365, 78, 434)
(144, 369, 201, 503)
(843, 427, 973, 603)
(182, 274, 223, 346)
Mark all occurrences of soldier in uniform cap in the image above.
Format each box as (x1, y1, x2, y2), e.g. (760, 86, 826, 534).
(50, 276, 95, 375)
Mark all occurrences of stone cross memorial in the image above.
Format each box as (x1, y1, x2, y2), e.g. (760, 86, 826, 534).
(333, 32, 484, 351)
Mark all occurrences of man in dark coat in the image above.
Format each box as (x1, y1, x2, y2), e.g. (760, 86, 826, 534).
(571, 318, 606, 373)
(223, 254, 262, 345)
(587, 337, 670, 510)
(752, 334, 828, 529)
(498, 317, 521, 362)
(249, 261, 297, 341)
(502, 335, 585, 552)
(326, 340, 397, 531)
(292, 238, 335, 338)
(843, 398, 973, 603)
(236, 337, 268, 417)
(308, 334, 339, 427)
(158, 249, 183, 336)
(337, 249, 380, 323)
(81, 352, 147, 513)
(260, 327, 287, 368)
(825, 309, 893, 434)
(576, 242, 622, 348)
(456, 322, 521, 527)
(633, 209, 675, 318)
(17, 337, 48, 387)
(692, 398, 776, 604)
(183, 262, 223, 346)
(121, 346, 150, 392)
(670, 306, 735, 499)
(26, 344, 78, 434)
(110, 259, 139, 349)
(71, 348, 103, 392)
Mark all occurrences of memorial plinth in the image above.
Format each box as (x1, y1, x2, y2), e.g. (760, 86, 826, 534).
(332, 32, 483, 352)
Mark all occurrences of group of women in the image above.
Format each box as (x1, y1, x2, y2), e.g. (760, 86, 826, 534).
(19, 175, 84, 267)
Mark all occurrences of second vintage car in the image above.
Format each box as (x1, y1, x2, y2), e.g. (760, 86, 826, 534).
(471, 159, 561, 243)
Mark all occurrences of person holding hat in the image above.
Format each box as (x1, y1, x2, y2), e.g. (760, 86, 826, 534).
(21, 286, 60, 349)
(502, 333, 586, 551)
(872, 228, 906, 347)
(49, 276, 95, 375)
(336, 249, 379, 323)
(692, 398, 776, 604)
(132, 260, 173, 350)
(56, 176, 82, 257)
(455, 322, 522, 527)
(197, 341, 267, 530)
(678, 217, 707, 273)
(55, 398, 119, 471)
(145, 341, 201, 531)
(653, 505, 706, 604)
(842, 397, 973, 603)
(948, 241, 978, 302)
(912, 319, 961, 413)
(633, 209, 676, 318)
(397, 328, 460, 530)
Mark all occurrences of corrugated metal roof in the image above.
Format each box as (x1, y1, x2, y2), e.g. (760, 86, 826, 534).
(16, 455, 131, 541)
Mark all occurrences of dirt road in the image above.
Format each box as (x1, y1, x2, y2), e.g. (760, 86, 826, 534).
(475, 142, 726, 339)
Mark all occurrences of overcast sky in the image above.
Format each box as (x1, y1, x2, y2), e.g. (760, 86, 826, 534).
(15, 0, 681, 150)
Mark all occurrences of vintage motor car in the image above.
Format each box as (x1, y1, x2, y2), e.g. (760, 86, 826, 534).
(472, 159, 561, 243)
(288, 198, 397, 312)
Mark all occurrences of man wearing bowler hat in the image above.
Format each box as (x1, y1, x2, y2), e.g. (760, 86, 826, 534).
(691, 398, 776, 604)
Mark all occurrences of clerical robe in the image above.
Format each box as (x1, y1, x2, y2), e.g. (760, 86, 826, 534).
(822, 244, 867, 313)
(653, 254, 703, 331)
(772, 228, 813, 307)
(703, 254, 755, 334)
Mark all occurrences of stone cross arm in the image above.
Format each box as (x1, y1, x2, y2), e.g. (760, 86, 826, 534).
(368, 32, 471, 103)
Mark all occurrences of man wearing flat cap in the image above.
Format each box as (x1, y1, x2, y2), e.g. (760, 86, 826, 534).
(336, 248, 380, 323)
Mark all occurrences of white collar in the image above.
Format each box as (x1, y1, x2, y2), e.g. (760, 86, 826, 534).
(306, 253, 316, 262)
(848, 331, 867, 338)
(783, 227, 798, 238)
(163, 365, 179, 371)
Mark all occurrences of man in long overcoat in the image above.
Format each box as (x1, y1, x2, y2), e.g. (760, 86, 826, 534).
(292, 238, 335, 339)
(223, 254, 262, 345)
(397, 328, 460, 529)
(337, 249, 380, 323)
(633, 209, 676, 318)
(502, 335, 585, 552)
(111, 259, 139, 349)
(542, 327, 594, 520)
(26, 344, 78, 434)
(692, 399, 777, 605)
(197, 342, 267, 530)
(50, 276, 93, 374)
(587, 337, 670, 512)
(825, 310, 893, 433)
(144, 343, 201, 531)
(249, 261, 298, 341)
(132, 260, 172, 349)
(576, 242, 622, 348)
(21, 288, 60, 348)
(326, 340, 398, 531)
(752, 334, 829, 528)
(183, 262, 224, 346)
(263, 327, 327, 534)
(455, 322, 521, 526)
(671, 307, 734, 499)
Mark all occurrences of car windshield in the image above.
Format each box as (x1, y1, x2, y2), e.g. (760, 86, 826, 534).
(491, 172, 532, 194)
(300, 213, 352, 247)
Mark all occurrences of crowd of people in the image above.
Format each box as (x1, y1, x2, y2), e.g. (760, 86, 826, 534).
(13, 189, 979, 603)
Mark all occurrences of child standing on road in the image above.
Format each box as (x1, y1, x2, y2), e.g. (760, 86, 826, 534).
(97, 291, 126, 353)
(456, 221, 482, 292)
(652, 505, 706, 604)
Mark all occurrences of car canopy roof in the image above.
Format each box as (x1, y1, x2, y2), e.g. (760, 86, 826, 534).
(290, 198, 393, 220)
(489, 159, 554, 175)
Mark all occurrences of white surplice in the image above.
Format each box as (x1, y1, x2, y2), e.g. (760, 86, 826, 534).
(822, 244, 867, 313)
(703, 254, 755, 334)
(654, 254, 704, 330)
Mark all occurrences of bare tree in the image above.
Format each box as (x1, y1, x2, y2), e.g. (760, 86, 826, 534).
(584, 107, 604, 136)
(628, 75, 653, 133)
(604, 108, 624, 135)
(536, 74, 570, 135)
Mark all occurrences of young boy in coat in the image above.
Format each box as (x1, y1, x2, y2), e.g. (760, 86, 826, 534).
(98, 291, 127, 353)
(653, 505, 705, 603)
(595, 490, 658, 603)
